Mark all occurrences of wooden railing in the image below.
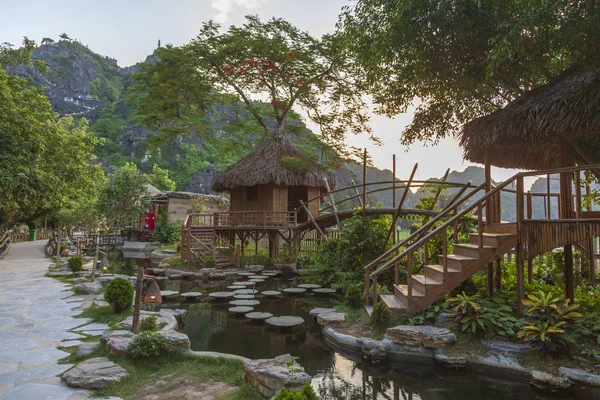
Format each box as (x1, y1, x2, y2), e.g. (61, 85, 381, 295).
(190, 211, 297, 229)
(0, 231, 11, 259)
(364, 163, 600, 307)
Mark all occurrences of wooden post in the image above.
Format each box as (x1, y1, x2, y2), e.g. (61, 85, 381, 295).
(91, 234, 99, 280)
(300, 200, 326, 240)
(235, 245, 241, 268)
(407, 251, 413, 297)
(362, 149, 367, 222)
(565, 244, 574, 303)
(392, 154, 397, 209)
(381, 163, 418, 252)
(487, 263, 494, 297)
(547, 174, 552, 219)
(131, 264, 144, 334)
(495, 258, 502, 291)
(268, 231, 278, 259)
(442, 226, 448, 272)
(484, 150, 493, 223)
(392, 154, 398, 284)
(516, 175, 525, 315)
(526, 191, 532, 220)
(364, 270, 370, 306)
(575, 170, 582, 219)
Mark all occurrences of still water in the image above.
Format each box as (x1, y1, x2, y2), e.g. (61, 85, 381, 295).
(119, 254, 596, 399)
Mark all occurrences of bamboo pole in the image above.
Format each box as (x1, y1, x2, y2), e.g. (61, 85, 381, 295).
(516, 175, 525, 315)
(299, 200, 326, 240)
(362, 149, 367, 222)
(351, 180, 363, 208)
(381, 163, 418, 252)
(324, 178, 341, 230)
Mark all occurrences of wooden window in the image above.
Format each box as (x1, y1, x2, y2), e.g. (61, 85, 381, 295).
(246, 185, 258, 202)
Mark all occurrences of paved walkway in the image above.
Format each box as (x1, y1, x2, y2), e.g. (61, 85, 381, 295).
(0, 241, 90, 400)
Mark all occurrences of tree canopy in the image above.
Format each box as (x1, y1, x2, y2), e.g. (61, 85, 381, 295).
(131, 15, 376, 158)
(0, 40, 103, 228)
(340, 0, 600, 145)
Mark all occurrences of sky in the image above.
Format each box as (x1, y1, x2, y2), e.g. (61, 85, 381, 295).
(1, 0, 532, 185)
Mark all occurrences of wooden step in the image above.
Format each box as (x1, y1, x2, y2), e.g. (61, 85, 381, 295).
(486, 223, 517, 234)
(424, 264, 460, 282)
(394, 284, 425, 306)
(364, 305, 374, 316)
(454, 243, 495, 258)
(438, 254, 476, 271)
(411, 274, 441, 294)
(379, 294, 408, 317)
(469, 232, 516, 247)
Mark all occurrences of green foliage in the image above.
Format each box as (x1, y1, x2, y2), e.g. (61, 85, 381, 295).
(575, 285, 600, 312)
(370, 301, 391, 329)
(97, 162, 148, 227)
(139, 316, 158, 332)
(127, 332, 167, 358)
(130, 15, 375, 158)
(301, 213, 392, 292)
(152, 213, 180, 245)
(278, 243, 296, 264)
(104, 277, 134, 313)
(341, 0, 600, 145)
(273, 383, 320, 400)
(0, 39, 103, 228)
(67, 256, 83, 273)
(344, 284, 362, 309)
(205, 256, 216, 268)
(517, 290, 582, 351)
(148, 164, 176, 191)
(243, 254, 274, 269)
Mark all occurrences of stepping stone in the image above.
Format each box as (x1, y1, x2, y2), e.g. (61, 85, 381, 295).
(248, 278, 266, 282)
(208, 292, 235, 299)
(61, 357, 128, 389)
(262, 272, 278, 276)
(297, 284, 322, 289)
(238, 272, 256, 277)
(233, 281, 255, 286)
(245, 312, 273, 320)
(282, 288, 306, 294)
(229, 299, 260, 306)
(313, 288, 336, 294)
(160, 290, 178, 298)
(181, 292, 203, 299)
(76, 342, 99, 357)
(265, 316, 304, 328)
(233, 289, 258, 295)
(229, 306, 254, 314)
(227, 285, 245, 290)
(261, 290, 281, 297)
(234, 295, 256, 299)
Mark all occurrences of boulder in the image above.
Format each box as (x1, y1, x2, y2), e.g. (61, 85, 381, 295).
(118, 310, 177, 331)
(482, 340, 532, 356)
(434, 350, 467, 369)
(357, 338, 391, 362)
(308, 308, 335, 317)
(62, 357, 128, 389)
(386, 325, 456, 349)
(74, 282, 102, 294)
(316, 312, 346, 326)
(145, 268, 165, 276)
(157, 330, 191, 352)
(530, 370, 572, 390)
(76, 342, 99, 357)
(160, 308, 188, 322)
(94, 274, 131, 286)
(244, 354, 311, 397)
(434, 312, 456, 329)
(559, 367, 600, 387)
(245, 265, 265, 273)
(101, 330, 135, 355)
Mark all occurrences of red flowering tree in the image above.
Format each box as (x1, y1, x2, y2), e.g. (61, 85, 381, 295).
(131, 15, 376, 157)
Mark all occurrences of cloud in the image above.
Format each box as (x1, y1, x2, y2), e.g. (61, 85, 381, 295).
(211, 0, 269, 23)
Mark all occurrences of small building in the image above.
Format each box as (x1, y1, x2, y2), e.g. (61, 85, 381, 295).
(147, 186, 228, 224)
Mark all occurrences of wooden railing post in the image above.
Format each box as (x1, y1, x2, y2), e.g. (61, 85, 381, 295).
(364, 270, 370, 306)
(575, 170, 582, 219)
(477, 205, 483, 249)
(372, 276, 378, 306)
(516, 174, 525, 315)
(526, 191, 532, 220)
(442, 227, 448, 272)
(407, 250, 413, 296)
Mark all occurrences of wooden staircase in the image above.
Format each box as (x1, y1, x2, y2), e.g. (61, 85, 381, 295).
(380, 223, 517, 315)
(189, 227, 235, 268)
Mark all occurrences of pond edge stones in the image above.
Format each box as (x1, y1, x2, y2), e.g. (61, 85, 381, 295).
(62, 357, 128, 389)
(244, 354, 311, 397)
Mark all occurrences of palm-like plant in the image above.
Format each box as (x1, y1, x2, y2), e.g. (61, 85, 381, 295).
(448, 291, 481, 315)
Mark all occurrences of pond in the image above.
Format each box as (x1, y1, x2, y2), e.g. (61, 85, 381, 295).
(116, 252, 593, 400)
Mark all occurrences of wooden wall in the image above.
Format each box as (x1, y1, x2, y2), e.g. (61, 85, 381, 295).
(230, 185, 276, 212)
(308, 186, 321, 218)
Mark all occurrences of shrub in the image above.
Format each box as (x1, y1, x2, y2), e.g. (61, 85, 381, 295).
(273, 383, 320, 400)
(243, 254, 274, 268)
(128, 332, 167, 358)
(448, 292, 492, 334)
(152, 213, 180, 245)
(517, 290, 582, 351)
(370, 301, 391, 329)
(139, 315, 157, 332)
(67, 256, 83, 273)
(104, 277, 134, 313)
(205, 256, 216, 268)
(345, 284, 362, 309)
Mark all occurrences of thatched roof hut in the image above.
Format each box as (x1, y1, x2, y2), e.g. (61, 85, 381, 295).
(212, 129, 336, 192)
(459, 67, 600, 169)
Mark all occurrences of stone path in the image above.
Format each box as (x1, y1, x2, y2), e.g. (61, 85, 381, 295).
(0, 241, 92, 399)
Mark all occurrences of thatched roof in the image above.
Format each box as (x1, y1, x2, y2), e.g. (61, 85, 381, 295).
(212, 129, 336, 192)
(459, 67, 600, 169)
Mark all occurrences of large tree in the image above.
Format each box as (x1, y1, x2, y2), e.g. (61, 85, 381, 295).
(130, 15, 376, 158)
(340, 0, 600, 145)
(0, 39, 103, 228)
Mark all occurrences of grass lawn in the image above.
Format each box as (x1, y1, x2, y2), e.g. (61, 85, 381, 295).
(77, 304, 132, 330)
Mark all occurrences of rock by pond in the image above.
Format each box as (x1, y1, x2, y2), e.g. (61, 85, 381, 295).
(559, 367, 600, 387)
(62, 357, 128, 390)
(101, 330, 135, 355)
(386, 325, 456, 349)
(245, 265, 265, 272)
(157, 329, 191, 352)
(74, 282, 102, 294)
(530, 370, 572, 390)
(309, 308, 335, 317)
(316, 312, 346, 326)
(244, 354, 311, 397)
(76, 342, 99, 357)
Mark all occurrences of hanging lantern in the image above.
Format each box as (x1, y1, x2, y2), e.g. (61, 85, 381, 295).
(144, 279, 162, 304)
(100, 254, 109, 272)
